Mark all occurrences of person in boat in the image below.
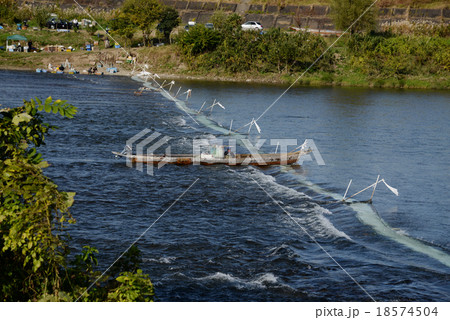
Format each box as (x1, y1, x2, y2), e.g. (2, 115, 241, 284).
(224, 147, 234, 157)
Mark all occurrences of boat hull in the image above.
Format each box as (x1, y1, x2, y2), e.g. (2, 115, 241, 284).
(112, 150, 309, 166)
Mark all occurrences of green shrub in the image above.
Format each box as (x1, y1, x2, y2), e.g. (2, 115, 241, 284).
(177, 24, 221, 57)
(157, 6, 180, 42)
(176, 10, 333, 75)
(32, 6, 51, 29)
(0, 0, 17, 24)
(346, 34, 450, 76)
(0, 98, 154, 301)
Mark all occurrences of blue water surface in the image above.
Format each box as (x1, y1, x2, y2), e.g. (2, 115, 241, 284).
(1, 70, 449, 301)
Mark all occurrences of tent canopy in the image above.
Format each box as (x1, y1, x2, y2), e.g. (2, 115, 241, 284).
(7, 35, 28, 41)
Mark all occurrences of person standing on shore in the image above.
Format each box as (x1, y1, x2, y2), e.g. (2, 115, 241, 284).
(73, 19, 78, 32)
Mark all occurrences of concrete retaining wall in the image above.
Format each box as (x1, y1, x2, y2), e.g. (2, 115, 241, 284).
(21, 0, 449, 30)
(159, 1, 448, 29)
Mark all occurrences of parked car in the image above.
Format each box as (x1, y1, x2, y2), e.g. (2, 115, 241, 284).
(46, 18, 57, 29)
(205, 23, 214, 30)
(46, 19, 73, 30)
(56, 20, 73, 29)
(184, 21, 196, 31)
(241, 21, 263, 31)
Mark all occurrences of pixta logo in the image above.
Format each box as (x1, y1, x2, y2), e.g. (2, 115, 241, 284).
(122, 131, 325, 175)
(125, 128, 172, 175)
(296, 139, 325, 165)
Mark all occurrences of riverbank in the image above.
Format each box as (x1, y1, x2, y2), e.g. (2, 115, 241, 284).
(1, 45, 449, 90)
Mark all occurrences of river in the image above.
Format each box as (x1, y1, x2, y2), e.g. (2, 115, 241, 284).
(1, 70, 449, 301)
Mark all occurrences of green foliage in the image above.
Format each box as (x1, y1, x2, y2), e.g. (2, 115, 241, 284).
(177, 24, 221, 57)
(381, 21, 450, 38)
(0, 97, 77, 301)
(109, 245, 142, 276)
(210, 12, 242, 35)
(107, 269, 155, 302)
(257, 28, 332, 73)
(157, 6, 180, 42)
(110, 15, 136, 46)
(14, 5, 33, 24)
(0, 98, 154, 301)
(32, 6, 51, 29)
(176, 13, 332, 74)
(0, 0, 17, 24)
(121, 0, 162, 46)
(330, 0, 377, 34)
(346, 33, 450, 76)
(0, 97, 77, 163)
(86, 24, 99, 36)
(72, 246, 99, 273)
(66, 245, 153, 302)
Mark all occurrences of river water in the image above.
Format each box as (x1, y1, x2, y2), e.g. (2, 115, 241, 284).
(1, 70, 449, 301)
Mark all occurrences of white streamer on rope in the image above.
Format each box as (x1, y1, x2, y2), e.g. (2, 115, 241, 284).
(343, 178, 399, 201)
(228, 119, 233, 135)
(242, 118, 261, 134)
(382, 179, 399, 196)
(197, 101, 206, 114)
(343, 179, 352, 200)
(175, 87, 182, 98)
(206, 100, 226, 113)
(179, 89, 192, 101)
(160, 80, 175, 90)
(370, 175, 380, 201)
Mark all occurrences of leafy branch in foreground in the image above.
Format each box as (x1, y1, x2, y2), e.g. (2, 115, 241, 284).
(0, 98, 154, 301)
(0, 97, 77, 300)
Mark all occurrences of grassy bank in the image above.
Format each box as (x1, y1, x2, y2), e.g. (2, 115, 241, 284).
(168, 16, 449, 89)
(1, 26, 448, 90)
(0, 27, 132, 73)
(132, 43, 450, 89)
(0, 29, 97, 49)
(1, 43, 448, 90)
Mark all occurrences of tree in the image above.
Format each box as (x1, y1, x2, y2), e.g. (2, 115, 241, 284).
(121, 0, 162, 46)
(210, 12, 242, 35)
(32, 6, 51, 29)
(15, 5, 33, 24)
(0, 98, 154, 301)
(157, 6, 180, 43)
(0, 0, 17, 24)
(110, 15, 137, 46)
(86, 24, 99, 36)
(330, 0, 377, 34)
(0, 97, 77, 300)
(177, 24, 221, 57)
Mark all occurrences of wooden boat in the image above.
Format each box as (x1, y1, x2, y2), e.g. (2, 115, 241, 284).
(112, 149, 310, 166)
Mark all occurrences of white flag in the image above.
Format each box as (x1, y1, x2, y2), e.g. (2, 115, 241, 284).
(382, 179, 399, 196)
